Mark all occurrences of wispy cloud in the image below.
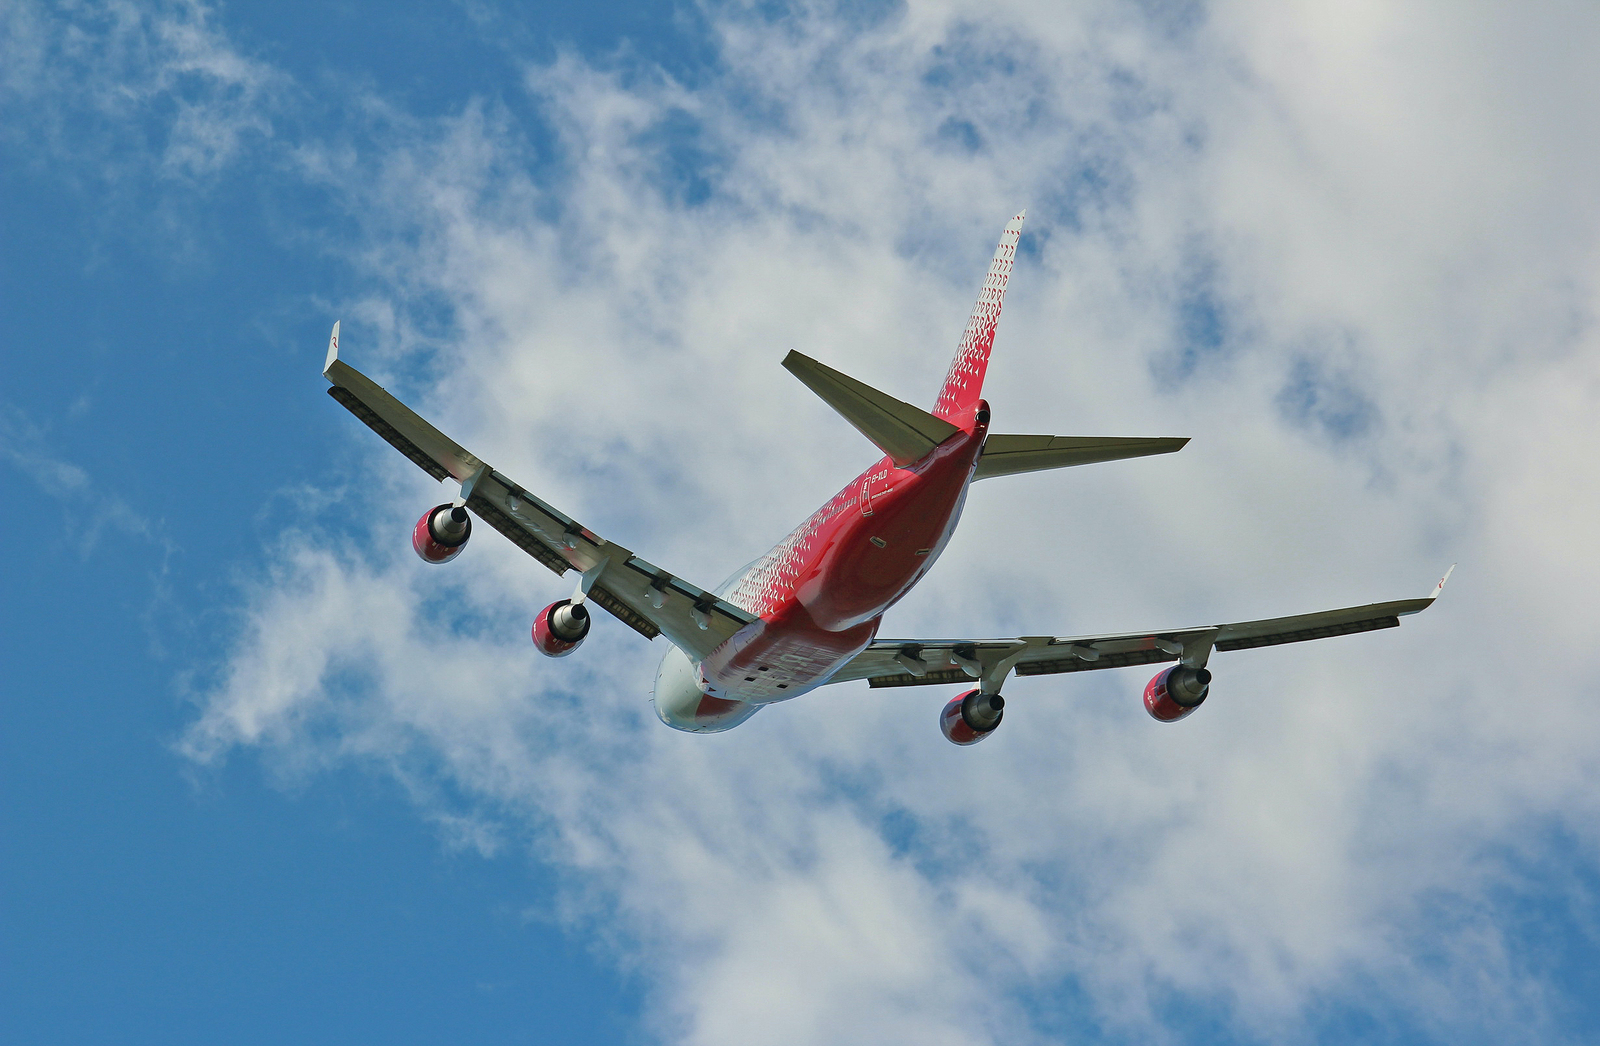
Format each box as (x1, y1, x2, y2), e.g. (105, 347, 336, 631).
(127, 0, 1600, 1042)
(0, 404, 157, 555)
(2, 0, 283, 182)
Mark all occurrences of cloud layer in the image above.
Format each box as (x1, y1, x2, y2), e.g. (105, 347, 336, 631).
(124, 0, 1600, 1041)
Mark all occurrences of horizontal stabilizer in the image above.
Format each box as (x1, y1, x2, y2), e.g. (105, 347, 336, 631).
(783, 351, 961, 467)
(972, 434, 1189, 481)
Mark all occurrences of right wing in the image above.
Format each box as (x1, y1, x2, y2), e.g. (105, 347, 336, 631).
(321, 323, 755, 660)
(972, 434, 1189, 481)
(832, 570, 1453, 690)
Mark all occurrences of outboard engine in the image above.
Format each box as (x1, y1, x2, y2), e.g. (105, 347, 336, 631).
(412, 504, 471, 563)
(1143, 665, 1212, 722)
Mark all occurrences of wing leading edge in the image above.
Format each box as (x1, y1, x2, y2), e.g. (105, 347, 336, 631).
(322, 324, 755, 660)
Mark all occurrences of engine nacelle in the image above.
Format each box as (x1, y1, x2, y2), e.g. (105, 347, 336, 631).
(940, 689, 1005, 745)
(412, 504, 472, 564)
(532, 599, 591, 657)
(1144, 665, 1212, 722)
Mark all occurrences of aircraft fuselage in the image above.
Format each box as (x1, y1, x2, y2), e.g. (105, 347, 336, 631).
(653, 403, 989, 731)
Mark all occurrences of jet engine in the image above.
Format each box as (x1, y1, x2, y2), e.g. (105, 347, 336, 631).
(412, 504, 472, 564)
(1143, 665, 1212, 722)
(532, 599, 591, 657)
(940, 690, 1005, 745)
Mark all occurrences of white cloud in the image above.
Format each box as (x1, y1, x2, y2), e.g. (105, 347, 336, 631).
(179, 1, 1600, 1042)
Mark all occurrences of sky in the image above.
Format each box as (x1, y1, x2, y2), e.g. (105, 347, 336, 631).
(3, 1, 1600, 1043)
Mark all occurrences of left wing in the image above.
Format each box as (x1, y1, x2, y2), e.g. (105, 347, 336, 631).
(321, 323, 755, 660)
(833, 570, 1453, 692)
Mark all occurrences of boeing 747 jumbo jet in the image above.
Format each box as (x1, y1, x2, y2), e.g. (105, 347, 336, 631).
(323, 213, 1450, 744)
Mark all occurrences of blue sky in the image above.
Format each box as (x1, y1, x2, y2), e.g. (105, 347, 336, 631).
(5, 2, 1600, 1044)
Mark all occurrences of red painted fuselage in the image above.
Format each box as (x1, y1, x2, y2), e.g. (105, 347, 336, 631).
(654, 211, 1023, 732)
(655, 402, 990, 730)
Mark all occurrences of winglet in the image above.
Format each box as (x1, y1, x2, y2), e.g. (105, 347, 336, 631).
(324, 321, 341, 377)
(1428, 563, 1456, 601)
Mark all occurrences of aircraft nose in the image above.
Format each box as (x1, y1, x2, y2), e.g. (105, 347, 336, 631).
(653, 646, 761, 733)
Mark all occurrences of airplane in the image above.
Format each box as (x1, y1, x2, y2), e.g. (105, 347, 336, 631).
(322, 212, 1450, 744)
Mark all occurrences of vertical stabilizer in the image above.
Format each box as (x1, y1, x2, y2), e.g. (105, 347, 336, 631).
(932, 212, 1025, 424)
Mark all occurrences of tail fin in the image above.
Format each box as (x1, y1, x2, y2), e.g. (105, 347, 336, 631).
(932, 211, 1025, 424)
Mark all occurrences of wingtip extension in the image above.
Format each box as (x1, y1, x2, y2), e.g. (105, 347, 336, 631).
(323, 320, 341, 377)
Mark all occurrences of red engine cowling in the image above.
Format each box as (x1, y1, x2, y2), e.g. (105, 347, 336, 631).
(1144, 665, 1212, 722)
(412, 504, 472, 563)
(532, 599, 591, 657)
(940, 690, 1005, 745)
